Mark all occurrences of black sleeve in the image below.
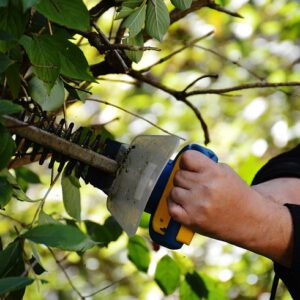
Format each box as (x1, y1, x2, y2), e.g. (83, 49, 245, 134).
(251, 144, 300, 299)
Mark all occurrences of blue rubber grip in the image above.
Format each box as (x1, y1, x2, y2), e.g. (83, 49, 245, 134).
(147, 144, 218, 249)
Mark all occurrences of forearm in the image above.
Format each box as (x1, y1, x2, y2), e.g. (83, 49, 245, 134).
(228, 188, 293, 267)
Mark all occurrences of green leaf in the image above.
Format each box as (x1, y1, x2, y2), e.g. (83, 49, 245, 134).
(0, 53, 13, 73)
(35, 0, 90, 31)
(122, 3, 146, 37)
(61, 172, 81, 221)
(64, 83, 90, 102)
(170, 0, 192, 10)
(0, 176, 12, 208)
(38, 211, 60, 225)
(0, 2, 26, 51)
(0, 100, 23, 116)
(124, 32, 144, 63)
(145, 0, 170, 41)
(29, 76, 65, 112)
(179, 272, 208, 300)
(155, 255, 181, 295)
(29, 257, 46, 275)
(0, 125, 15, 170)
(115, 6, 134, 20)
(0, 240, 22, 278)
(22, 224, 97, 251)
(20, 35, 60, 88)
(15, 167, 41, 192)
(0, 169, 36, 202)
(0, 277, 34, 295)
(57, 39, 93, 81)
(127, 235, 150, 272)
(5, 63, 21, 98)
(85, 216, 123, 247)
(0, 0, 8, 7)
(22, 0, 39, 11)
(121, 0, 143, 9)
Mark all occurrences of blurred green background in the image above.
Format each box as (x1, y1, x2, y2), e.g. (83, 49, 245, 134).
(2, 0, 300, 299)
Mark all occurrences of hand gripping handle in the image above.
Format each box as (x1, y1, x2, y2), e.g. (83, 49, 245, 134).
(148, 144, 218, 249)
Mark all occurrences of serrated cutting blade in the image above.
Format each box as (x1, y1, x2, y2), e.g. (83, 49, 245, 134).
(107, 135, 180, 236)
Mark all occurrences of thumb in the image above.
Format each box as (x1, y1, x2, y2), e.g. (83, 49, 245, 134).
(180, 150, 216, 172)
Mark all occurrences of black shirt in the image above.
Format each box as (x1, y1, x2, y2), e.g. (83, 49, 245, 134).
(252, 144, 300, 299)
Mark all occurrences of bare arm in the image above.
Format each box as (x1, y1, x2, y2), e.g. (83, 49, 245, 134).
(167, 151, 300, 267)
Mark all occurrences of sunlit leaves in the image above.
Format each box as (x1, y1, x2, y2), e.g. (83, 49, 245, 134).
(15, 167, 41, 192)
(128, 236, 150, 272)
(155, 255, 180, 295)
(0, 277, 34, 295)
(29, 77, 65, 112)
(35, 0, 90, 31)
(57, 39, 93, 81)
(22, 224, 97, 252)
(179, 272, 208, 300)
(20, 35, 60, 88)
(20, 33, 92, 87)
(171, 0, 192, 10)
(145, 0, 170, 41)
(124, 32, 144, 63)
(85, 216, 123, 247)
(61, 172, 81, 221)
(122, 3, 146, 37)
(115, 6, 134, 20)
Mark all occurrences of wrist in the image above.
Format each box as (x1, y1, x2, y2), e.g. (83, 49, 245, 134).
(235, 189, 293, 267)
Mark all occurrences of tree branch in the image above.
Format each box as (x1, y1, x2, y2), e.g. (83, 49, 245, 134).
(85, 97, 186, 141)
(186, 81, 300, 96)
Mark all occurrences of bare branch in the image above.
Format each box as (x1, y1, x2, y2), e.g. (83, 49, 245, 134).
(86, 97, 186, 141)
(186, 81, 300, 96)
(48, 247, 84, 300)
(139, 31, 214, 73)
(129, 70, 209, 143)
(207, 2, 243, 18)
(183, 74, 219, 92)
(170, 0, 242, 24)
(92, 22, 129, 73)
(97, 76, 138, 85)
(194, 45, 265, 80)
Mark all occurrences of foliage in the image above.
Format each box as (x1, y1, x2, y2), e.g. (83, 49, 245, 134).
(0, 0, 299, 299)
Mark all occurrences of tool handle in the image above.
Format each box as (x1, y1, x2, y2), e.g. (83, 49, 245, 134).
(149, 144, 218, 249)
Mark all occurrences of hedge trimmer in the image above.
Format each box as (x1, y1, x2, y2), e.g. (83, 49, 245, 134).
(3, 110, 217, 249)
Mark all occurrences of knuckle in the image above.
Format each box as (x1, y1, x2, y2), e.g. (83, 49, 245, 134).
(180, 151, 193, 167)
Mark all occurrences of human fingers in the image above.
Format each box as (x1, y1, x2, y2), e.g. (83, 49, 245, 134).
(167, 196, 190, 225)
(179, 150, 215, 172)
(168, 186, 190, 206)
(173, 169, 196, 190)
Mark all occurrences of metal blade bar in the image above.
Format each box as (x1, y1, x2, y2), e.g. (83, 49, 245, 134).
(3, 115, 119, 174)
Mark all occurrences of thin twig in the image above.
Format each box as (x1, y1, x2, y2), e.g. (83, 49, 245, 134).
(83, 273, 136, 298)
(30, 172, 61, 228)
(48, 247, 84, 299)
(194, 45, 265, 80)
(92, 22, 129, 73)
(186, 81, 300, 96)
(183, 74, 219, 92)
(97, 76, 138, 85)
(0, 211, 27, 227)
(207, 3, 243, 18)
(139, 31, 214, 73)
(86, 97, 186, 141)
